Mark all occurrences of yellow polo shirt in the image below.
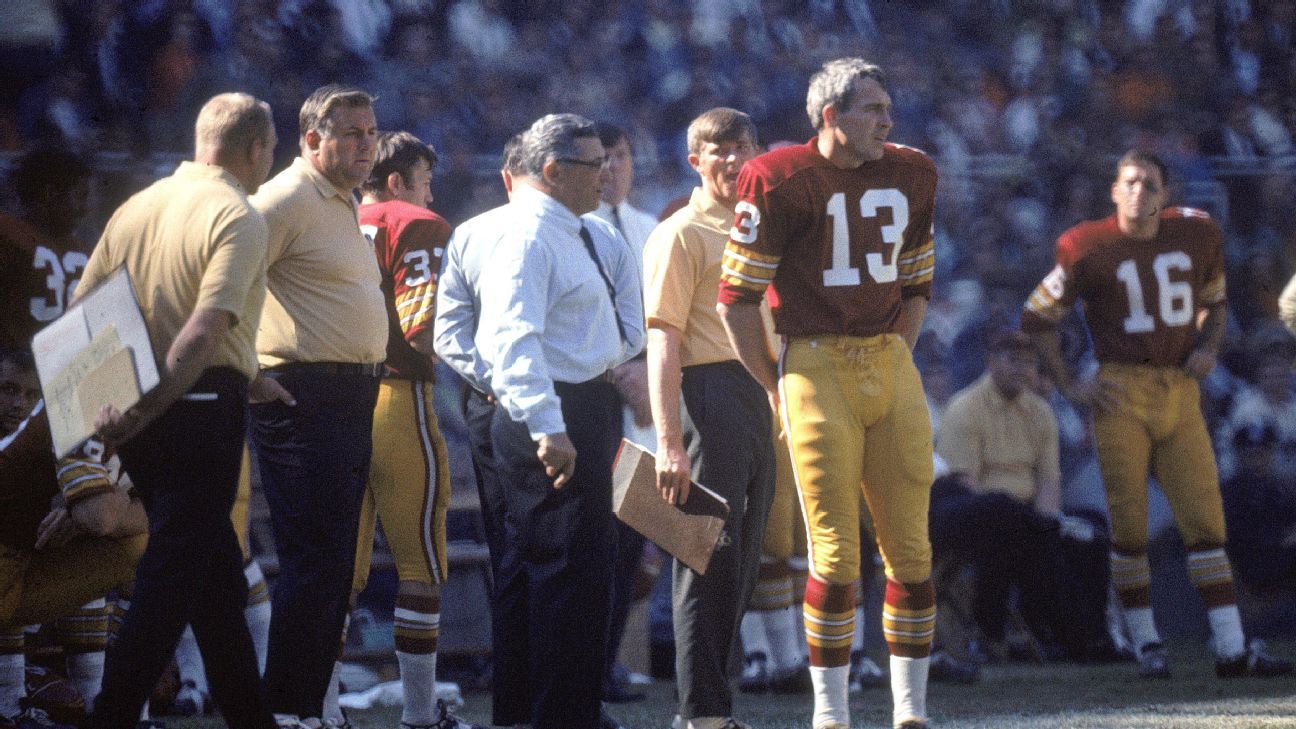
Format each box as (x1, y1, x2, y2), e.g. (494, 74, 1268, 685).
(80, 162, 267, 380)
(251, 157, 387, 366)
(936, 373, 1061, 503)
(643, 187, 774, 367)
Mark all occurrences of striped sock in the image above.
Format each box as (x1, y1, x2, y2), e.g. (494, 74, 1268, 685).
(107, 586, 132, 647)
(1110, 551, 1160, 649)
(394, 593, 440, 726)
(57, 598, 110, 706)
(882, 579, 935, 659)
(1110, 551, 1153, 610)
(751, 559, 795, 612)
(1187, 547, 1245, 658)
(803, 576, 855, 667)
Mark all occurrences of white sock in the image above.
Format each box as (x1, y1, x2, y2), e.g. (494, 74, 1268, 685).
(890, 655, 929, 727)
(810, 665, 850, 728)
(1124, 607, 1161, 651)
(0, 653, 23, 717)
(767, 606, 804, 673)
(65, 651, 106, 706)
(740, 611, 771, 659)
(322, 660, 343, 723)
(175, 625, 208, 693)
(686, 718, 727, 729)
(245, 600, 272, 675)
(397, 651, 439, 725)
(1208, 605, 1246, 659)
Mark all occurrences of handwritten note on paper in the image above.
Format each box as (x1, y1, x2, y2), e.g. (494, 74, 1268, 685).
(46, 325, 139, 457)
(32, 266, 157, 457)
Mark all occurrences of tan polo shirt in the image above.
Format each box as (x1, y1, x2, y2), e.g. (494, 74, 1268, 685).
(80, 162, 267, 380)
(643, 187, 774, 367)
(935, 373, 1061, 503)
(251, 157, 387, 366)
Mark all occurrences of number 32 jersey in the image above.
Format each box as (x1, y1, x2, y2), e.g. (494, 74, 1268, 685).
(0, 212, 92, 351)
(1021, 208, 1225, 368)
(359, 200, 451, 381)
(717, 140, 936, 337)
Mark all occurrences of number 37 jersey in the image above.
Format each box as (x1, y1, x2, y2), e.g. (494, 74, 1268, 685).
(1021, 209, 1225, 368)
(717, 140, 937, 337)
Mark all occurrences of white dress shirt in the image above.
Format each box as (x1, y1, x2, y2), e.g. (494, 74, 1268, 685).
(468, 186, 644, 439)
(434, 202, 513, 394)
(594, 198, 659, 448)
(594, 199, 658, 263)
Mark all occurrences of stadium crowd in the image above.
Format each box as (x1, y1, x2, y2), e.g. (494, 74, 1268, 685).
(3, 1, 1296, 729)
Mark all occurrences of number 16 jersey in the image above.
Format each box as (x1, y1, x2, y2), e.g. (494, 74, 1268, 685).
(1021, 209, 1225, 368)
(717, 140, 937, 337)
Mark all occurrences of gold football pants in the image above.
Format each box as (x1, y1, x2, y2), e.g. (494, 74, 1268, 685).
(1093, 363, 1226, 552)
(779, 334, 933, 586)
(0, 535, 146, 627)
(353, 379, 451, 591)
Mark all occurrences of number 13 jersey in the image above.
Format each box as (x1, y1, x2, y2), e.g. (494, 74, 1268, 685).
(1021, 208, 1225, 368)
(717, 140, 937, 337)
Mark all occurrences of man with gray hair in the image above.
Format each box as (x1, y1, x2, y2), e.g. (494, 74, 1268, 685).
(248, 84, 386, 728)
(718, 57, 939, 729)
(470, 113, 643, 729)
(80, 91, 277, 729)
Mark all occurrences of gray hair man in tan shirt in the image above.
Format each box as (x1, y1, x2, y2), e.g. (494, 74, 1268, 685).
(246, 83, 386, 728)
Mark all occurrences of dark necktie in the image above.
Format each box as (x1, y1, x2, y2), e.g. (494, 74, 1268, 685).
(579, 224, 627, 343)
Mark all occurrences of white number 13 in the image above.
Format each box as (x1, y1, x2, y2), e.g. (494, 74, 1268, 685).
(823, 188, 908, 287)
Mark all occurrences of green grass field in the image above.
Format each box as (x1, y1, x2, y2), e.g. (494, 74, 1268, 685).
(166, 641, 1296, 729)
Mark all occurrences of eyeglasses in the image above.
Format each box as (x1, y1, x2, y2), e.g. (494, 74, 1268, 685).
(557, 156, 607, 169)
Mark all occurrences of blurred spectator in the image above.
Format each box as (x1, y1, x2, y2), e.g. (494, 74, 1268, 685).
(931, 330, 1116, 662)
(1221, 423, 1296, 640)
(1217, 333, 1296, 481)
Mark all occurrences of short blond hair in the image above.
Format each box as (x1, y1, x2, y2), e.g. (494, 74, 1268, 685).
(195, 92, 273, 158)
(686, 107, 757, 155)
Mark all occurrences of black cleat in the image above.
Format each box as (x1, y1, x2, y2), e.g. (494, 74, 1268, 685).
(1216, 640, 1294, 678)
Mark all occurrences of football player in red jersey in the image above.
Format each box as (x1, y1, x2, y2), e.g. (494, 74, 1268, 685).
(0, 148, 93, 352)
(331, 131, 480, 729)
(1023, 150, 1292, 680)
(718, 58, 937, 729)
(0, 386, 147, 729)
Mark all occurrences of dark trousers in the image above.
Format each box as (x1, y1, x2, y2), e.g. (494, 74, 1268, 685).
(606, 521, 644, 683)
(929, 478, 1100, 653)
(462, 384, 527, 723)
(94, 368, 272, 729)
(249, 370, 379, 719)
(463, 385, 505, 577)
(674, 361, 775, 720)
(489, 379, 620, 729)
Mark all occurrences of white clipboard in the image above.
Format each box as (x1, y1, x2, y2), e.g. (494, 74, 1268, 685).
(31, 267, 159, 457)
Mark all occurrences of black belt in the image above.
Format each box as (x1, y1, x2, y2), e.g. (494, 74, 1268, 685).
(265, 361, 384, 377)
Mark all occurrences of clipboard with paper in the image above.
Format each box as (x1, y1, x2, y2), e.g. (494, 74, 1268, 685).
(611, 439, 731, 575)
(31, 266, 159, 457)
